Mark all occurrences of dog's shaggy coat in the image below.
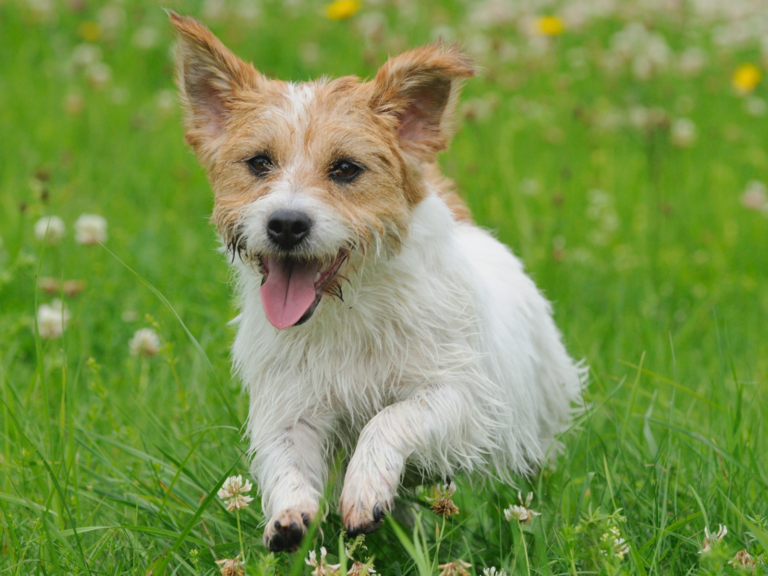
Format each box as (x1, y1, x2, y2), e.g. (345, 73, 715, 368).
(171, 12, 585, 552)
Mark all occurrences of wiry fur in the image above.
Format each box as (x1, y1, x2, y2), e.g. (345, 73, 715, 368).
(170, 12, 585, 552)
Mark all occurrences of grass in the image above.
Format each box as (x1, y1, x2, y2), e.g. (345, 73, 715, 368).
(1, 0, 767, 574)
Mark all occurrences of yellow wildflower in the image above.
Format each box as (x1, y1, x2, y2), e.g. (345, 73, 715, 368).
(325, 0, 361, 20)
(732, 63, 761, 95)
(78, 21, 102, 42)
(535, 16, 565, 36)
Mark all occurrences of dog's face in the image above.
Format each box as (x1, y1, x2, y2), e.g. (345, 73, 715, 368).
(171, 13, 474, 329)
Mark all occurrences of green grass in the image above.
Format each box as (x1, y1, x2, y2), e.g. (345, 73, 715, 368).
(1, 0, 767, 574)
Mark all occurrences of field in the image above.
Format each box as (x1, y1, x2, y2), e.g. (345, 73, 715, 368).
(1, 0, 768, 573)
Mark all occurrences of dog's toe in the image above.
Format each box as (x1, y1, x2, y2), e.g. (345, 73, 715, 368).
(343, 501, 388, 537)
(263, 510, 310, 552)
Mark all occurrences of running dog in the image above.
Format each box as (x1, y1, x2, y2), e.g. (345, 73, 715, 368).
(170, 12, 584, 552)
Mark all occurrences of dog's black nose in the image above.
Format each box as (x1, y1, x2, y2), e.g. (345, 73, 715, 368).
(267, 209, 312, 250)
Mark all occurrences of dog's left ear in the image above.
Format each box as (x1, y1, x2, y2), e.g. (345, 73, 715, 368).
(370, 42, 475, 162)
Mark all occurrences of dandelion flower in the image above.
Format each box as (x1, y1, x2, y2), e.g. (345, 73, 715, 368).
(74, 213, 107, 245)
(216, 556, 244, 576)
(699, 524, 727, 554)
(37, 300, 70, 339)
(34, 216, 66, 245)
(535, 16, 565, 36)
(729, 550, 757, 568)
(741, 180, 767, 211)
(503, 491, 541, 524)
(483, 568, 506, 576)
(437, 560, 471, 576)
(306, 547, 341, 576)
(77, 21, 102, 42)
(217, 475, 254, 511)
(733, 64, 761, 95)
(426, 480, 459, 517)
(129, 328, 161, 357)
(325, 0, 360, 21)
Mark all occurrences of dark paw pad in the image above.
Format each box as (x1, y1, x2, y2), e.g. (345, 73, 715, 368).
(265, 520, 305, 553)
(345, 504, 386, 538)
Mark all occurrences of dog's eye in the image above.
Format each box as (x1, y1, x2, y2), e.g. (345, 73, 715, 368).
(329, 160, 362, 183)
(247, 155, 274, 177)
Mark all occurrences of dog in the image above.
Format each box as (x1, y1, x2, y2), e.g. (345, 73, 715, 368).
(170, 12, 585, 553)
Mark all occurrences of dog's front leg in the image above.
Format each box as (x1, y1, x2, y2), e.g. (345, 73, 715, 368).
(340, 384, 468, 536)
(255, 416, 331, 552)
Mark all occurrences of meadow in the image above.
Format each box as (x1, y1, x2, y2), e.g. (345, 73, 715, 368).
(1, 0, 767, 573)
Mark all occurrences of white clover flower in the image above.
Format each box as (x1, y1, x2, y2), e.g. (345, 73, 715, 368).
(74, 214, 107, 245)
(437, 560, 471, 576)
(132, 26, 160, 50)
(729, 549, 757, 568)
(699, 524, 727, 554)
(128, 328, 161, 357)
(671, 118, 697, 147)
(678, 47, 707, 77)
(86, 62, 112, 88)
(503, 491, 540, 524)
(202, 0, 226, 21)
(426, 480, 459, 516)
(217, 475, 254, 511)
(741, 180, 767, 211)
(483, 568, 507, 576)
(71, 43, 102, 67)
(347, 561, 376, 576)
(745, 96, 767, 117)
(306, 547, 341, 576)
(37, 300, 70, 339)
(97, 5, 125, 31)
(215, 556, 244, 576)
(225, 493, 254, 511)
(234, 0, 259, 21)
(156, 89, 176, 114)
(34, 216, 66, 245)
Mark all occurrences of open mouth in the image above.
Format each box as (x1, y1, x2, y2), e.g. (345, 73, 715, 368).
(259, 251, 347, 329)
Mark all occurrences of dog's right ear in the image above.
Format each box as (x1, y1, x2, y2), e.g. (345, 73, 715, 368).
(169, 12, 263, 163)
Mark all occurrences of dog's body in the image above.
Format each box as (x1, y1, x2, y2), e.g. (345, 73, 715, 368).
(171, 13, 584, 552)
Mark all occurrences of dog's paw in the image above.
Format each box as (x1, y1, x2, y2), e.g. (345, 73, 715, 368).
(263, 509, 313, 552)
(339, 474, 395, 537)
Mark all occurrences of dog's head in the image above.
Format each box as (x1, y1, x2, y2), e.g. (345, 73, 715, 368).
(170, 13, 474, 329)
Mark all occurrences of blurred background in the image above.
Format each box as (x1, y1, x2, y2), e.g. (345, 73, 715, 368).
(1, 0, 767, 574)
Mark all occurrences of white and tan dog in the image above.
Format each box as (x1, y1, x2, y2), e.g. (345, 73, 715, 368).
(170, 13, 584, 552)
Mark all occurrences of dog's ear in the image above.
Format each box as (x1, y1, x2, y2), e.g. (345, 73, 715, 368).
(169, 12, 263, 162)
(370, 42, 475, 162)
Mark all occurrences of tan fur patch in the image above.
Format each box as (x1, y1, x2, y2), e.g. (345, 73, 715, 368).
(424, 164, 473, 223)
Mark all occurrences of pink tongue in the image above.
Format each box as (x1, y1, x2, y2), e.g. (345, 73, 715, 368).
(260, 256, 323, 329)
